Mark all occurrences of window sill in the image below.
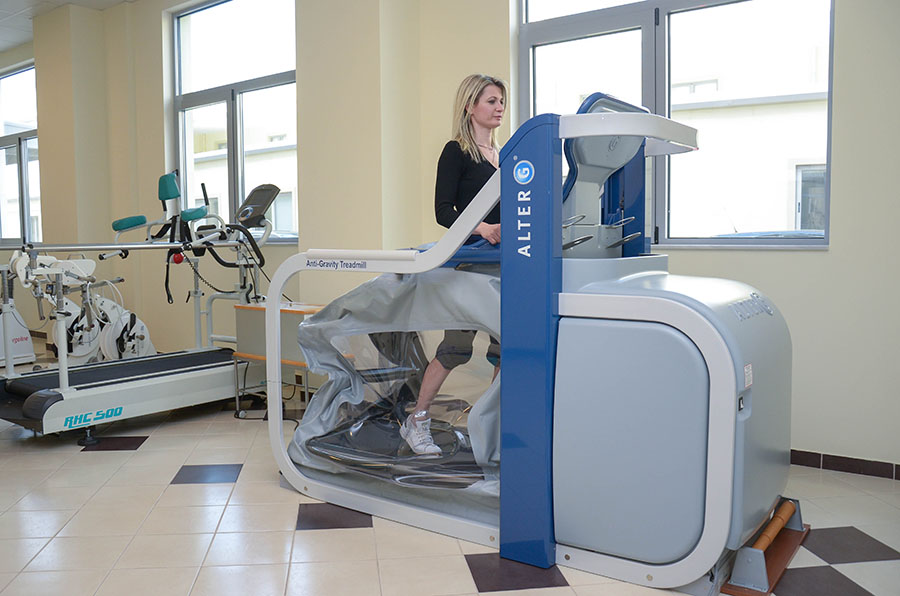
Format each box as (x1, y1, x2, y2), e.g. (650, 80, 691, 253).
(654, 242, 828, 251)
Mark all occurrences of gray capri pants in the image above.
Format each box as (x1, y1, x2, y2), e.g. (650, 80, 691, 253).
(434, 330, 500, 369)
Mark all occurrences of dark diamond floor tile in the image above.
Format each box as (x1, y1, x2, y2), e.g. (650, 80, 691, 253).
(802, 527, 900, 564)
(465, 553, 568, 593)
(773, 566, 874, 596)
(81, 436, 148, 451)
(170, 464, 243, 484)
(296, 503, 373, 530)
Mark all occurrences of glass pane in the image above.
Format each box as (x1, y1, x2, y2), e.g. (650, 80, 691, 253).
(26, 137, 40, 242)
(182, 103, 229, 220)
(0, 68, 37, 134)
(0, 145, 22, 239)
(241, 83, 297, 237)
(178, 0, 295, 94)
(668, 0, 830, 239)
(528, 1, 641, 22)
(534, 29, 643, 116)
(796, 165, 826, 230)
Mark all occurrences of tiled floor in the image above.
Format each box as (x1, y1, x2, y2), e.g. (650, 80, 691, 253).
(1, 401, 899, 596)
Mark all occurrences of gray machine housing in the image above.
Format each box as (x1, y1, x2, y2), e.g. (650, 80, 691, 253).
(553, 255, 792, 573)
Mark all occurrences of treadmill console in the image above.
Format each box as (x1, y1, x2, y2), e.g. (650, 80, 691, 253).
(236, 184, 280, 228)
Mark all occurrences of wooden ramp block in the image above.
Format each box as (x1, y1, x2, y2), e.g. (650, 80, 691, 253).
(721, 524, 810, 596)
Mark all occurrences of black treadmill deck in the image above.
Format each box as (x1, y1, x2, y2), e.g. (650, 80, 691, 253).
(0, 349, 235, 429)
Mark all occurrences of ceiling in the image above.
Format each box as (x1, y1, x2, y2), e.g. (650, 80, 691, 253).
(0, 0, 128, 55)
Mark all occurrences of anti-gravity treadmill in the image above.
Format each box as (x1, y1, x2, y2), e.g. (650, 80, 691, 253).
(263, 97, 799, 595)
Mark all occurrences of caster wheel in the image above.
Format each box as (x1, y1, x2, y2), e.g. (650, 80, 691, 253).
(235, 410, 247, 419)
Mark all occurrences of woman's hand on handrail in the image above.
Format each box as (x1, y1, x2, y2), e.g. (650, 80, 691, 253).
(474, 222, 501, 245)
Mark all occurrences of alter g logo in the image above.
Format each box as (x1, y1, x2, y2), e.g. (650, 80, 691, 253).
(513, 160, 535, 185)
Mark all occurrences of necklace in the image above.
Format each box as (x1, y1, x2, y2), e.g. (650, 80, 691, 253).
(476, 143, 495, 152)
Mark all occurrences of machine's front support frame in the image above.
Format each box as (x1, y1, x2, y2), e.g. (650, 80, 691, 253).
(499, 114, 562, 567)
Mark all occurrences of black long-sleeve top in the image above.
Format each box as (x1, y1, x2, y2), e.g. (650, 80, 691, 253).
(434, 141, 500, 233)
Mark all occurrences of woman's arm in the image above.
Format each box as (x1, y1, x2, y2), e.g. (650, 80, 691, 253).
(434, 142, 463, 229)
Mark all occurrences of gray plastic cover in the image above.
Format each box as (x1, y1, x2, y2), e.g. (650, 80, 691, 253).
(288, 266, 501, 497)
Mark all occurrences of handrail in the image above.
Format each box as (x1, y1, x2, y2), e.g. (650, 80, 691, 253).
(20, 241, 245, 253)
(558, 112, 698, 155)
(299, 170, 500, 275)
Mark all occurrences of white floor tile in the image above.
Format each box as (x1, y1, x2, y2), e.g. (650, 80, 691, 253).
(379, 555, 477, 596)
(157, 483, 234, 508)
(217, 503, 299, 533)
(373, 517, 462, 559)
(24, 535, 131, 571)
(139, 505, 224, 534)
(856, 522, 900, 553)
(204, 531, 292, 566)
(558, 564, 619, 586)
(286, 560, 381, 596)
(0, 569, 108, 596)
(806, 494, 900, 526)
(95, 567, 198, 596)
(10, 485, 97, 511)
(0, 572, 14, 592)
(115, 533, 214, 569)
(825, 470, 900, 494)
(786, 545, 829, 568)
(0, 509, 76, 539)
(191, 564, 288, 596)
(228, 481, 303, 505)
(785, 473, 866, 499)
(0, 537, 49, 573)
(291, 528, 377, 562)
(833, 560, 900, 596)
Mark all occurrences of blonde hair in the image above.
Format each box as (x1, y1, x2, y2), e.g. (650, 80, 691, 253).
(451, 74, 508, 163)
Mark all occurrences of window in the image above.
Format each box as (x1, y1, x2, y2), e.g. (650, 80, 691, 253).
(519, 0, 833, 246)
(175, 0, 297, 239)
(0, 66, 40, 243)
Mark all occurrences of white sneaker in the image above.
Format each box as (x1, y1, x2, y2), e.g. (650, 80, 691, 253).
(400, 415, 441, 455)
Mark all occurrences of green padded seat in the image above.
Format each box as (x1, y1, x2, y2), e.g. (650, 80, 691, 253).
(180, 206, 208, 222)
(112, 215, 148, 232)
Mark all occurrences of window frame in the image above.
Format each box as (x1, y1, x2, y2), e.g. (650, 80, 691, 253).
(517, 0, 835, 248)
(0, 64, 39, 245)
(172, 0, 297, 242)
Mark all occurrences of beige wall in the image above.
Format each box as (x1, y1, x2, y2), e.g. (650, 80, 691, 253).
(418, 0, 513, 243)
(25, 0, 513, 344)
(380, 0, 421, 252)
(0, 42, 33, 73)
(19, 0, 897, 465)
(295, 0, 386, 303)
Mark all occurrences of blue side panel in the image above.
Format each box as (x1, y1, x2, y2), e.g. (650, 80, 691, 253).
(499, 114, 562, 568)
(604, 143, 647, 256)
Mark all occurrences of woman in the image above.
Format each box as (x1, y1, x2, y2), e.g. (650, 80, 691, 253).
(400, 73, 507, 455)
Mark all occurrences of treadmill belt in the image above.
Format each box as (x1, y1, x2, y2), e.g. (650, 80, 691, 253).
(4, 349, 235, 392)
